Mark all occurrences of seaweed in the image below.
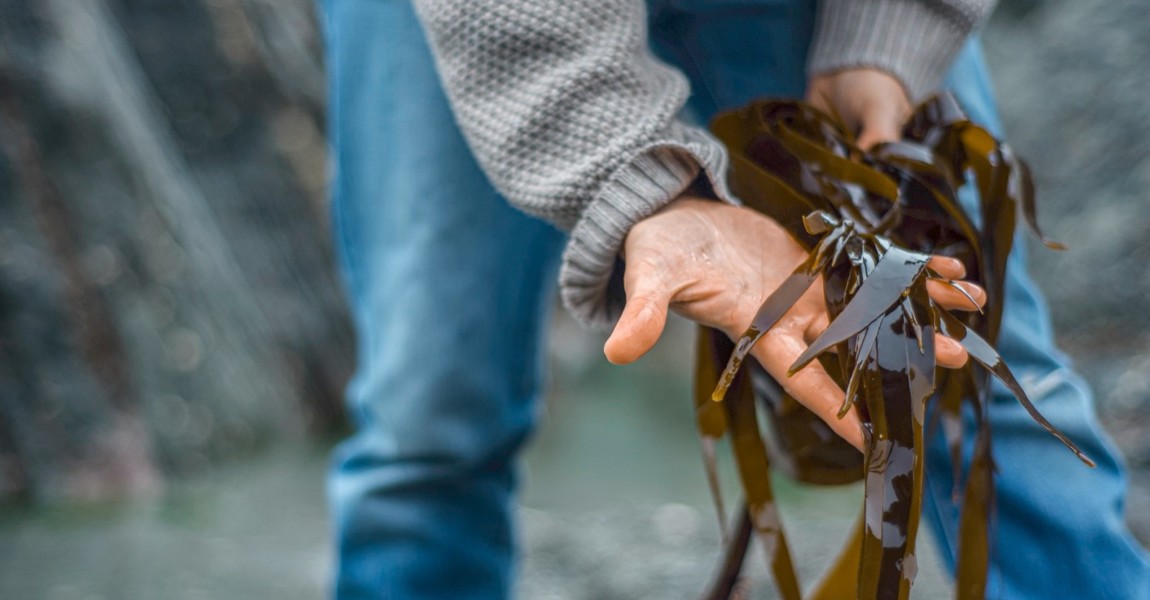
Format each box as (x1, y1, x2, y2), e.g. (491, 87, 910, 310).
(694, 94, 1093, 600)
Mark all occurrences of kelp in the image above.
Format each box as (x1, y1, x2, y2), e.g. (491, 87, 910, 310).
(694, 94, 1094, 600)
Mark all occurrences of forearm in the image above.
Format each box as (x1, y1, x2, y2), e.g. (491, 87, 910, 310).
(808, 0, 999, 100)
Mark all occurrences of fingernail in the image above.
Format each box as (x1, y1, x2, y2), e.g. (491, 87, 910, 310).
(958, 281, 985, 306)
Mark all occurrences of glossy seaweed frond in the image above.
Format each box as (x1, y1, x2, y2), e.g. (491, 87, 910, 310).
(694, 94, 1092, 600)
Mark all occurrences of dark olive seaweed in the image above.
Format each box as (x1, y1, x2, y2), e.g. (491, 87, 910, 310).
(694, 94, 1093, 600)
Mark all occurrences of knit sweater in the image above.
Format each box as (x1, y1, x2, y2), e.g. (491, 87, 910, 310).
(412, 0, 997, 328)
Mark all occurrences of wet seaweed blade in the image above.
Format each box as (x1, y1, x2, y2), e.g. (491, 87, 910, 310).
(695, 94, 1092, 600)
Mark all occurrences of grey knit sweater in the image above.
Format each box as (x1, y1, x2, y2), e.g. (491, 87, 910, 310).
(412, 0, 997, 328)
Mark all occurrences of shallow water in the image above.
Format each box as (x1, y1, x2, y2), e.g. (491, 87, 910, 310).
(0, 316, 955, 599)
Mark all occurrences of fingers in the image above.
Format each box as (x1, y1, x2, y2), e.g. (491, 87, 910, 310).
(934, 332, 969, 368)
(924, 256, 979, 366)
(750, 326, 865, 451)
(801, 305, 970, 370)
(927, 279, 986, 312)
(750, 322, 968, 454)
(855, 96, 908, 150)
(925, 256, 985, 311)
(805, 69, 911, 151)
(926, 256, 965, 280)
(856, 112, 903, 150)
(604, 260, 673, 365)
(797, 259, 976, 369)
(804, 311, 970, 368)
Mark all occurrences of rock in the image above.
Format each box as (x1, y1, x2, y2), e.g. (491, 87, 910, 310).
(0, 0, 351, 503)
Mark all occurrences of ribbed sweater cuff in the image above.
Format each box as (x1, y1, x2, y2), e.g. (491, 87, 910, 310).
(808, 0, 971, 101)
(559, 123, 737, 329)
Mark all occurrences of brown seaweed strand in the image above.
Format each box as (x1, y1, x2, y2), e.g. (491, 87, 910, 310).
(745, 120, 873, 228)
(901, 295, 925, 353)
(935, 367, 976, 504)
(907, 285, 939, 423)
(695, 328, 752, 599)
(700, 505, 754, 600)
(809, 218, 850, 269)
(858, 338, 888, 599)
(772, 122, 900, 203)
(901, 289, 937, 596)
(961, 126, 1015, 343)
(701, 436, 728, 536)
(933, 278, 985, 315)
(871, 306, 931, 600)
(877, 150, 982, 255)
(722, 350, 802, 600)
(711, 261, 820, 403)
(841, 320, 881, 418)
(956, 419, 994, 600)
(728, 152, 822, 231)
(936, 310, 1095, 467)
(808, 516, 865, 600)
(1008, 150, 1066, 251)
(695, 328, 733, 538)
(698, 95, 1074, 600)
(770, 129, 884, 230)
(790, 245, 929, 375)
(696, 328, 733, 437)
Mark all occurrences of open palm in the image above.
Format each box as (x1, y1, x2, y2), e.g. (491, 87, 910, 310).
(604, 198, 985, 449)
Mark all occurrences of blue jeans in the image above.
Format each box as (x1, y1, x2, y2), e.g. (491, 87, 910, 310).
(320, 0, 1150, 597)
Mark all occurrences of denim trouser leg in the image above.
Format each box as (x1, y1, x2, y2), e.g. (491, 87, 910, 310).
(924, 43, 1150, 599)
(321, 0, 565, 598)
(651, 2, 1149, 597)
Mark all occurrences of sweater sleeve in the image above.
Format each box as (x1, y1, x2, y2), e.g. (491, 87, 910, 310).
(808, 0, 999, 100)
(410, 1, 997, 329)
(411, 0, 738, 329)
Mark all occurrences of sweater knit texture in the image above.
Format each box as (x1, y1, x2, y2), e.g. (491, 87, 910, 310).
(412, 0, 996, 329)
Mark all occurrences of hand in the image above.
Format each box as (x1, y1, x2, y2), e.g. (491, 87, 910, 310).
(806, 68, 912, 150)
(605, 198, 985, 450)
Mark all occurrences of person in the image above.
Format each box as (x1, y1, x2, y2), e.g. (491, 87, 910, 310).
(318, 0, 1150, 597)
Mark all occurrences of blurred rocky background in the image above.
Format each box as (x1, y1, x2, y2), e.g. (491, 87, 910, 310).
(0, 0, 1146, 598)
(0, 0, 345, 504)
(985, 0, 1150, 543)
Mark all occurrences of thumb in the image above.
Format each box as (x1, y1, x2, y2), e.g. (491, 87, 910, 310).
(604, 264, 672, 365)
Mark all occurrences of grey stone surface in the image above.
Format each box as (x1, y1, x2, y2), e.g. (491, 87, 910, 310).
(0, 0, 351, 502)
